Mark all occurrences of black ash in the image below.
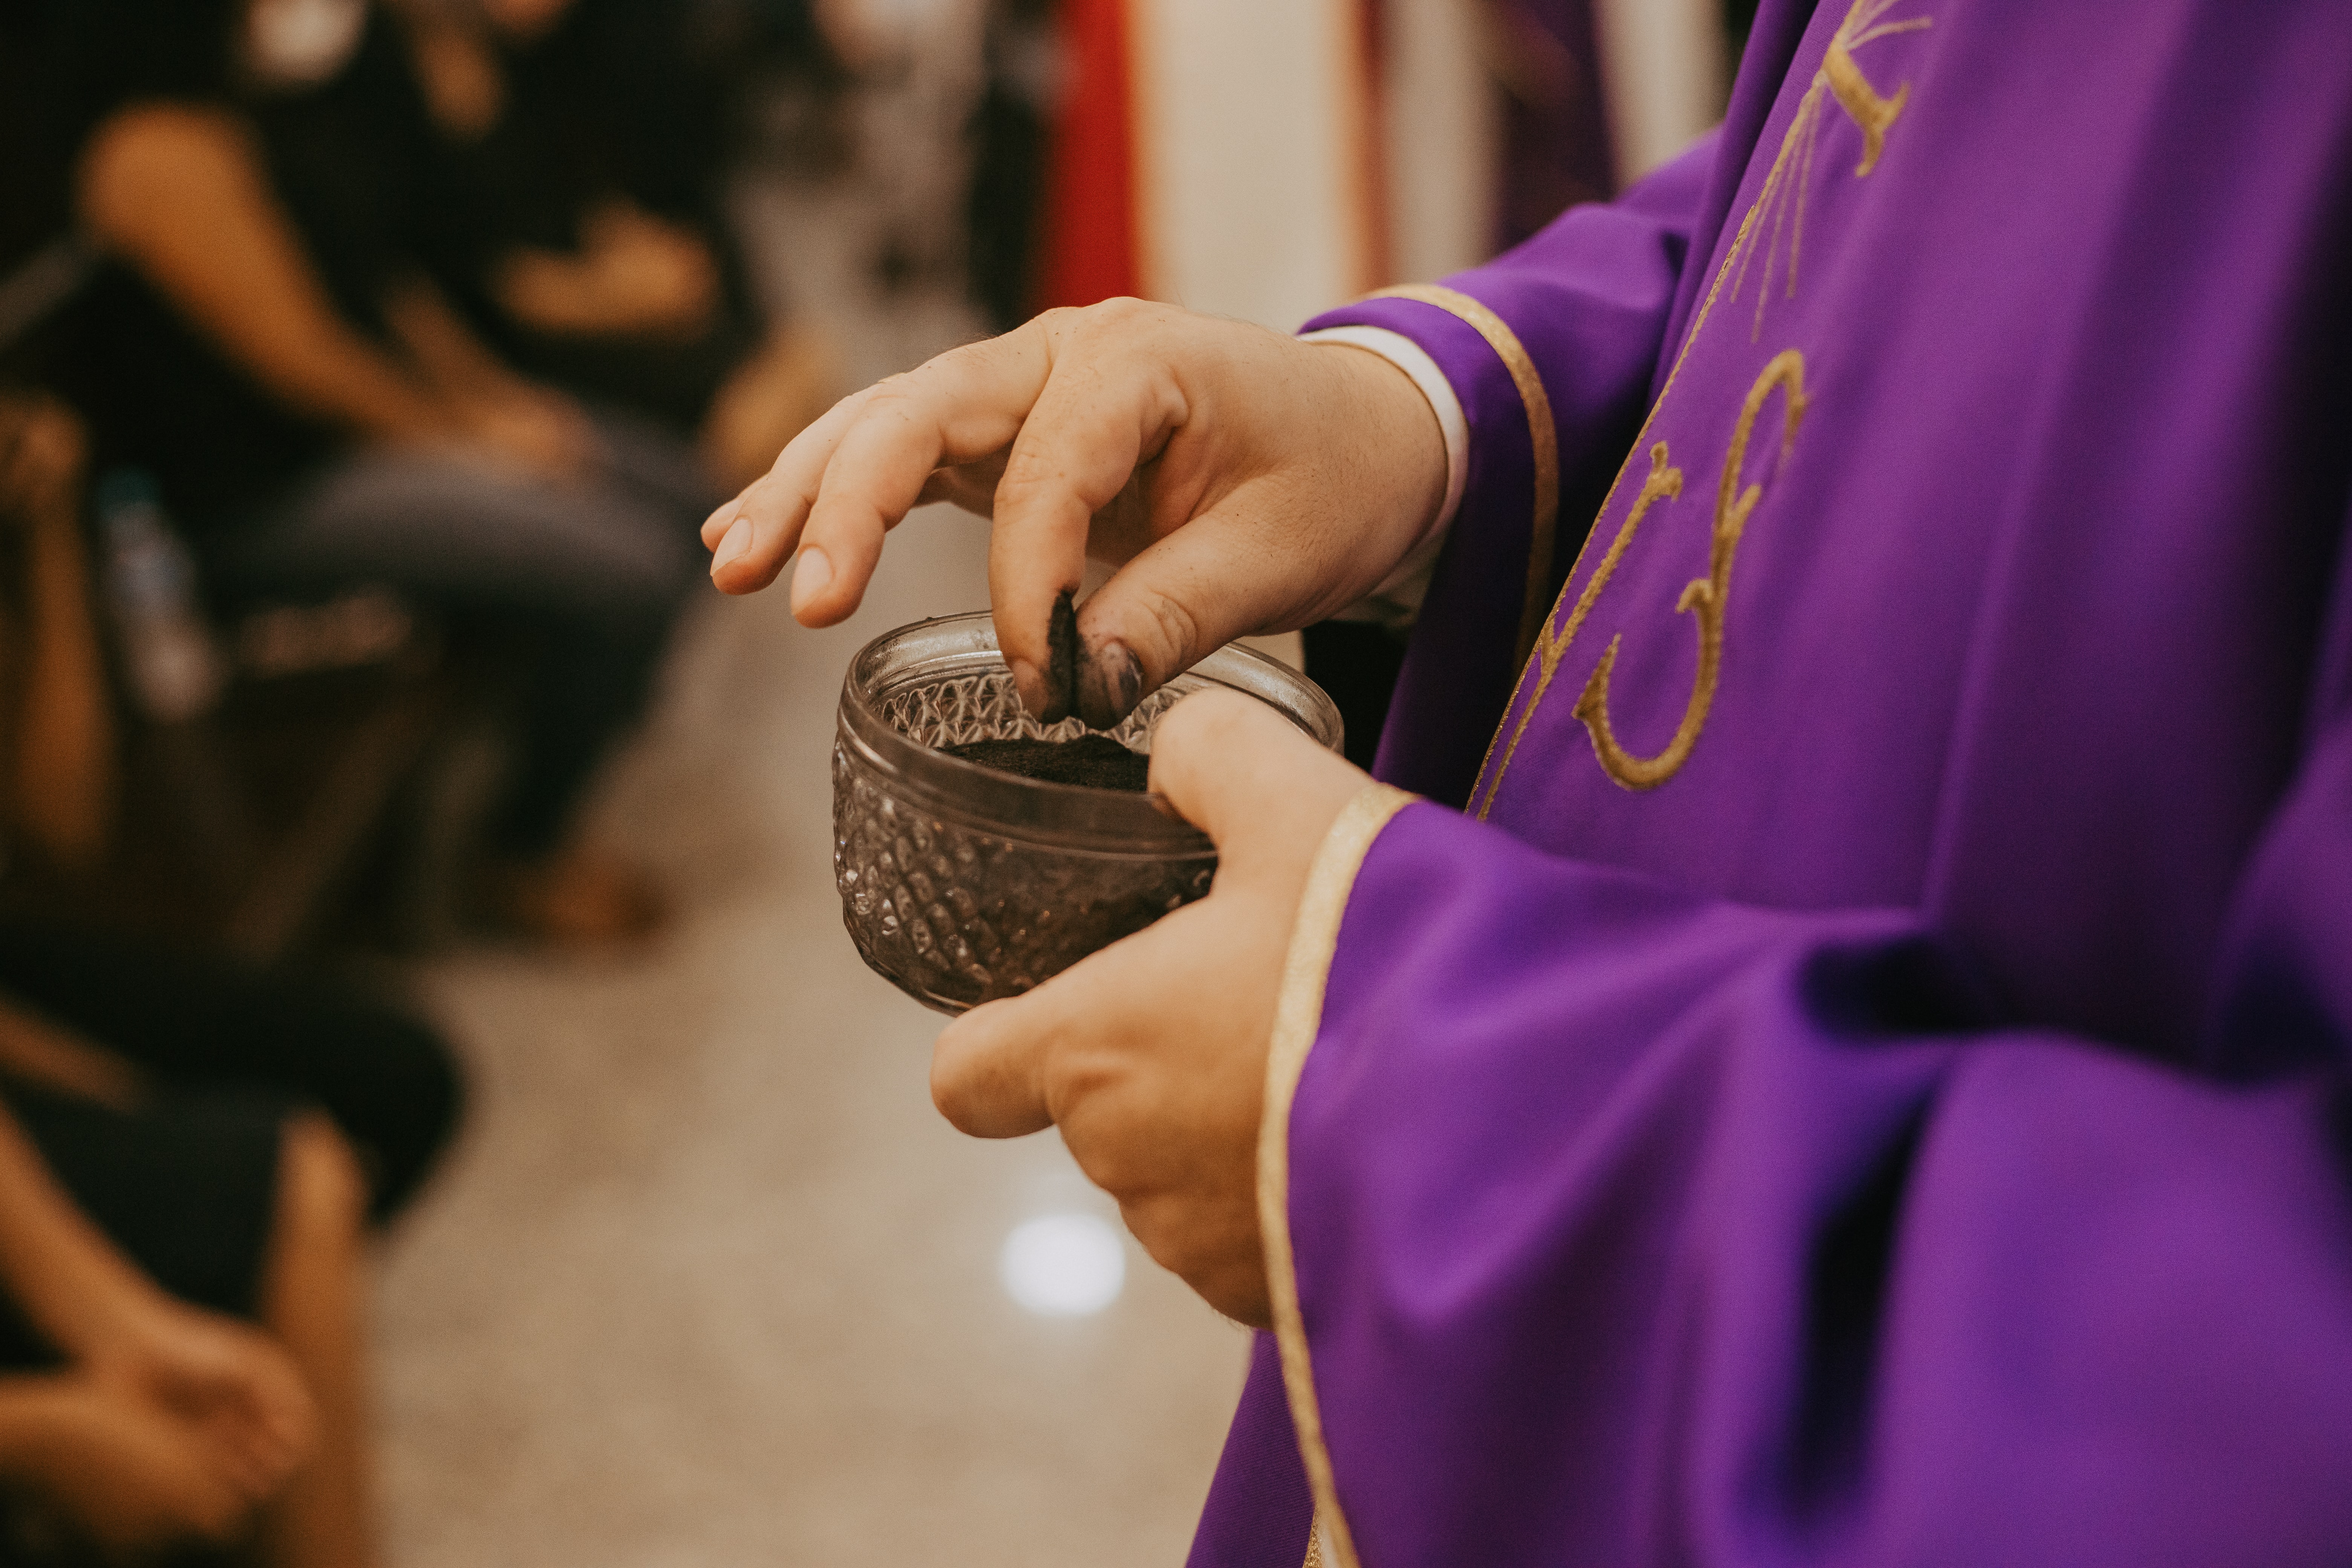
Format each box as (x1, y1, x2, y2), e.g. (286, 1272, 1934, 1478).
(942, 734, 1151, 792)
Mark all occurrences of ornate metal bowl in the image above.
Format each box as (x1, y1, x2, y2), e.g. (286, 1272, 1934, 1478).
(832, 613, 1343, 1014)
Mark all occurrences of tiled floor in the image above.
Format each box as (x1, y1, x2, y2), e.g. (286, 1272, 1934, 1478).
(370, 99, 1254, 1568)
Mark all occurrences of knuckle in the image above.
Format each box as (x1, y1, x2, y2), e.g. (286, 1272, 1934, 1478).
(1117, 586, 1203, 678)
(996, 440, 1063, 491)
(858, 375, 920, 418)
(1037, 297, 1157, 358)
(1084, 296, 1152, 330)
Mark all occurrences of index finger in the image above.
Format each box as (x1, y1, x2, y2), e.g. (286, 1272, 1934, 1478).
(784, 327, 1059, 625)
(705, 324, 1052, 599)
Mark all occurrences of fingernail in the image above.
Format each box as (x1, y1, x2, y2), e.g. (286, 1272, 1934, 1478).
(1038, 590, 1078, 723)
(790, 545, 833, 609)
(709, 516, 750, 572)
(1076, 637, 1143, 730)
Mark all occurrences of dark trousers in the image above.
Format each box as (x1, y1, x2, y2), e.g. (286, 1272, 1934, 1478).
(207, 415, 713, 858)
(0, 921, 462, 1225)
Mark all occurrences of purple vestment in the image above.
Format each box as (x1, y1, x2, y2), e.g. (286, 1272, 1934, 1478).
(1189, 0, 2352, 1563)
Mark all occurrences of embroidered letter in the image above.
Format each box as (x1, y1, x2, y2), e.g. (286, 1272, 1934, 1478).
(1466, 2, 1926, 818)
(1573, 351, 1808, 790)
(1821, 35, 1907, 174)
(1471, 444, 1682, 817)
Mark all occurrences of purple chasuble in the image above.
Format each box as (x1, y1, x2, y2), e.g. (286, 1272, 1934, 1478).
(1191, 0, 2352, 1564)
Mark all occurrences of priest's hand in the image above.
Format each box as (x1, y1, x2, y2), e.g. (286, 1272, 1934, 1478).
(928, 690, 1367, 1325)
(702, 300, 1445, 726)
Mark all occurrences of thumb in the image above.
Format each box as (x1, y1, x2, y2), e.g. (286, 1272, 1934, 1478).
(1068, 485, 1321, 730)
(1145, 690, 1366, 872)
(931, 993, 1061, 1138)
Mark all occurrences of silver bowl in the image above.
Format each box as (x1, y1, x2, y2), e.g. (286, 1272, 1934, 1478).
(832, 613, 1343, 1014)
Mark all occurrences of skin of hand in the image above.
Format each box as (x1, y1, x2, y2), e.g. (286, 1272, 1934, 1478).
(77, 106, 459, 447)
(1, 398, 119, 868)
(448, 383, 599, 481)
(0, 1101, 314, 1502)
(0, 1372, 272, 1549)
(702, 298, 1446, 727)
(80, 1291, 318, 1506)
(494, 201, 720, 342)
(929, 689, 1370, 1324)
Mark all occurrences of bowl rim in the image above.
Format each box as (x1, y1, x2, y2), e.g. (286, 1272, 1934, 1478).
(837, 613, 1341, 856)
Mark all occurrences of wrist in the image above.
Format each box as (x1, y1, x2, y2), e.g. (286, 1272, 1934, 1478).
(1306, 338, 1452, 601)
(1300, 326, 1466, 548)
(41, 1273, 169, 1366)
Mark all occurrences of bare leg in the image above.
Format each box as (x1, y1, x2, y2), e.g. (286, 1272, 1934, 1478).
(255, 1114, 375, 1568)
(4, 397, 117, 868)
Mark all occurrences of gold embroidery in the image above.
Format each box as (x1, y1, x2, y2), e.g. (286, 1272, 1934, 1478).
(1467, 0, 1927, 817)
(1364, 284, 1559, 673)
(1302, 1512, 1326, 1568)
(1575, 351, 1807, 788)
(1822, 36, 1909, 175)
(1732, 0, 1931, 338)
(1261, 781, 1418, 1568)
(1474, 445, 1682, 813)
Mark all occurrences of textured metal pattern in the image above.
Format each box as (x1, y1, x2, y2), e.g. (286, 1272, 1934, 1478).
(835, 671, 1214, 1014)
(873, 669, 1183, 751)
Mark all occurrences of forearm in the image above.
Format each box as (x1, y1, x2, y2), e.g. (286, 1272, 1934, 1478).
(0, 1375, 76, 1469)
(15, 486, 119, 866)
(381, 277, 530, 401)
(0, 1101, 165, 1356)
(2, 399, 116, 866)
(1294, 141, 1711, 804)
(78, 105, 456, 445)
(0, 997, 142, 1110)
(245, 332, 453, 444)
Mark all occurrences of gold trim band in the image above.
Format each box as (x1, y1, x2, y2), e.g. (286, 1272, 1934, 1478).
(1259, 781, 1418, 1568)
(1366, 285, 1560, 675)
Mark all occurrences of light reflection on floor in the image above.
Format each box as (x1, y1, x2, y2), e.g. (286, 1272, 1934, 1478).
(1001, 1213, 1130, 1318)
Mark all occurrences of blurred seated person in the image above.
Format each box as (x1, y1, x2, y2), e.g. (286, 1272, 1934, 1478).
(0, 919, 461, 1568)
(49, 0, 710, 943)
(389, 0, 837, 491)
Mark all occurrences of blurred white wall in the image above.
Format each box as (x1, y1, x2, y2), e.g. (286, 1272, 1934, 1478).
(1593, 0, 1728, 182)
(1382, 0, 1497, 284)
(1129, 0, 1369, 329)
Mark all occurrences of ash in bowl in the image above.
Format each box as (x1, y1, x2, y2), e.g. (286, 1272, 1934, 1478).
(832, 614, 1341, 1014)
(941, 735, 1151, 792)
